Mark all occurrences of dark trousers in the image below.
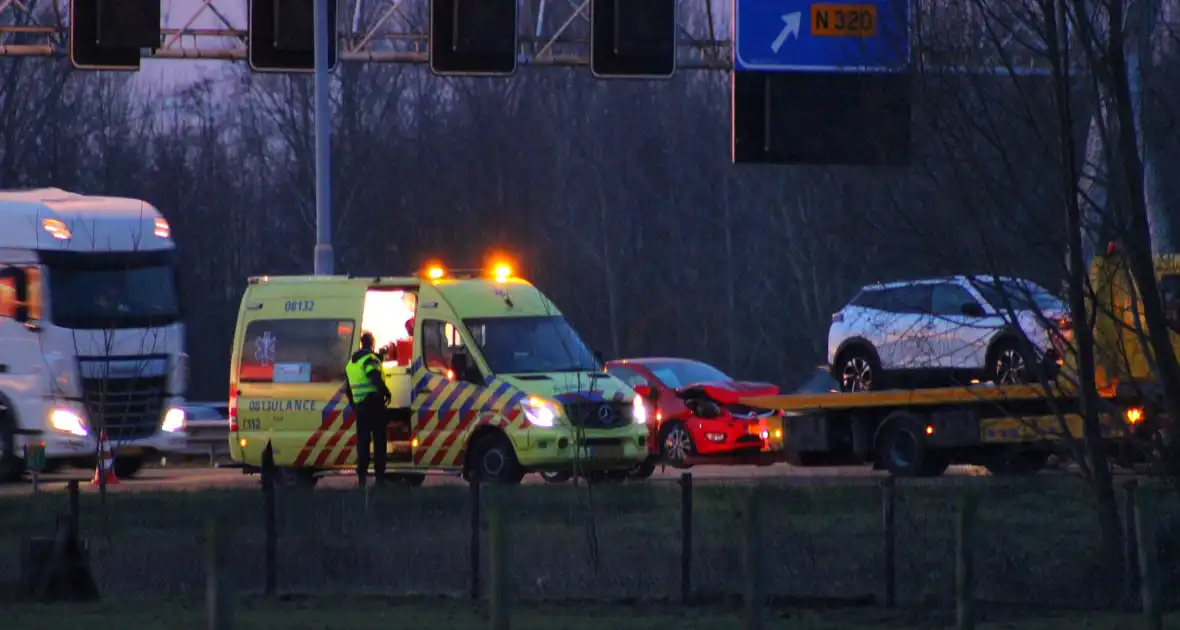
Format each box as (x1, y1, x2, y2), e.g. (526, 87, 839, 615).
(354, 395, 388, 485)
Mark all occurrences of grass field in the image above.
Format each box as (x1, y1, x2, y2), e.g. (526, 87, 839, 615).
(1, 479, 1179, 609)
(6, 596, 1178, 630)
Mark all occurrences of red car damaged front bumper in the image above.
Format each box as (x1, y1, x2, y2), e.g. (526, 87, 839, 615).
(649, 414, 788, 466)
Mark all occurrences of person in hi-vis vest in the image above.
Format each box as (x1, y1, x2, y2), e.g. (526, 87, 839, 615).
(345, 331, 393, 487)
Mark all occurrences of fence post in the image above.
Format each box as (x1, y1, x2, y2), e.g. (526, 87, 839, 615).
(742, 488, 763, 630)
(261, 442, 277, 597)
(67, 480, 80, 526)
(205, 519, 234, 630)
(487, 484, 510, 630)
(1122, 479, 1140, 611)
(881, 477, 896, 608)
(1133, 485, 1162, 630)
(469, 478, 482, 601)
(955, 493, 976, 630)
(679, 472, 693, 606)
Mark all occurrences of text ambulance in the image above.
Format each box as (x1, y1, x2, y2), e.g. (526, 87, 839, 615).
(228, 262, 650, 485)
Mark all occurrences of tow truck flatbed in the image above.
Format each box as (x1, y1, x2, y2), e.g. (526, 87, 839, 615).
(736, 383, 1136, 477)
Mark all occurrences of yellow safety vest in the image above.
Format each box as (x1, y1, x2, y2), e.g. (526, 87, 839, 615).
(346, 351, 380, 403)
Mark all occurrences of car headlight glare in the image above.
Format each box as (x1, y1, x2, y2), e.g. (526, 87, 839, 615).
(50, 408, 88, 437)
(521, 396, 557, 428)
(162, 407, 186, 433)
(631, 396, 648, 425)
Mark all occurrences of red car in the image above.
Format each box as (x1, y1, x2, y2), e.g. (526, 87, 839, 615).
(605, 357, 786, 468)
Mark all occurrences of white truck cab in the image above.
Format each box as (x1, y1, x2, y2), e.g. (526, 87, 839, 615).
(0, 188, 188, 481)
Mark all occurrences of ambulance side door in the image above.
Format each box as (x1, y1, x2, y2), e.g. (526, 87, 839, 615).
(236, 292, 363, 467)
(410, 308, 496, 469)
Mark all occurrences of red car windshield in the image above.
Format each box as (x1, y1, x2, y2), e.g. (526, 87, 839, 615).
(647, 361, 731, 388)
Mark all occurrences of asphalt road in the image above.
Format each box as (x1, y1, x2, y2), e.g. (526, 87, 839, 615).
(0, 461, 1010, 496)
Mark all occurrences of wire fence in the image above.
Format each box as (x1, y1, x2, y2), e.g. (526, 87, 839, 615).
(3, 474, 1179, 610)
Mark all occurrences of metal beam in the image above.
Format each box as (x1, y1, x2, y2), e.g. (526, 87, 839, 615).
(0, 0, 1092, 74)
(0, 0, 732, 68)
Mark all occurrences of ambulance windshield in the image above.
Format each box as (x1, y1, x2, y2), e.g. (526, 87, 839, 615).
(464, 315, 598, 374)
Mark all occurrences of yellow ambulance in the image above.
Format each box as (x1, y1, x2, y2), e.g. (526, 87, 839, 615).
(227, 261, 650, 486)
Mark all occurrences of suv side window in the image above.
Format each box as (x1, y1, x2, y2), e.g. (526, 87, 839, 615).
(850, 289, 888, 311)
(931, 283, 979, 315)
(886, 285, 934, 314)
(608, 365, 651, 389)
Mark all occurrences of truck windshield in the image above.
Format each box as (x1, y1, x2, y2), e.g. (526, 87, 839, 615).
(40, 250, 181, 329)
(464, 315, 599, 374)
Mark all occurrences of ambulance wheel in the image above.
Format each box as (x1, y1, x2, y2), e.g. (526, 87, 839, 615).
(113, 455, 145, 479)
(0, 405, 24, 483)
(540, 471, 572, 484)
(385, 472, 426, 487)
(276, 467, 318, 489)
(629, 460, 656, 480)
(467, 432, 524, 484)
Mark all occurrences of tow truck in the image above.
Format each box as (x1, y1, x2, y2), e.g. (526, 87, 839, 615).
(740, 246, 1180, 477)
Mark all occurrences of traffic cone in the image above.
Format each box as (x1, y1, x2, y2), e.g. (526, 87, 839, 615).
(90, 429, 119, 486)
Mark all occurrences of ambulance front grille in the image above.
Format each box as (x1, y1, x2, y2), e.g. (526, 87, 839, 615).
(81, 376, 167, 441)
(563, 402, 631, 429)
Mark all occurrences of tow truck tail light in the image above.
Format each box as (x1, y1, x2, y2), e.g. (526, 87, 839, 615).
(228, 383, 239, 432)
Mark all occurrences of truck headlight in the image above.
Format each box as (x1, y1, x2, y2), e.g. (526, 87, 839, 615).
(50, 408, 88, 437)
(162, 407, 186, 433)
(631, 396, 648, 425)
(521, 396, 556, 428)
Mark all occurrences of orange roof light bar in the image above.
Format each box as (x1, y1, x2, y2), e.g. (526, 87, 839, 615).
(421, 262, 446, 279)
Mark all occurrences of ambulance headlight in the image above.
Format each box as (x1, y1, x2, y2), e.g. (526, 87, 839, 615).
(162, 408, 186, 433)
(631, 396, 648, 425)
(521, 396, 557, 428)
(50, 408, 88, 437)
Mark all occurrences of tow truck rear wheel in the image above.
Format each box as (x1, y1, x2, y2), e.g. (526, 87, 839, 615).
(467, 432, 525, 485)
(0, 404, 24, 483)
(875, 415, 947, 478)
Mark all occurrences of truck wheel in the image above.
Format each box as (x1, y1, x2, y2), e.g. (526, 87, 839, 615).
(875, 416, 945, 477)
(468, 433, 524, 484)
(984, 449, 1048, 476)
(659, 421, 695, 468)
(539, 471, 572, 484)
(113, 455, 145, 479)
(0, 407, 24, 483)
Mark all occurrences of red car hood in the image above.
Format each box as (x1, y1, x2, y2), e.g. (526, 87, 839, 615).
(675, 381, 779, 404)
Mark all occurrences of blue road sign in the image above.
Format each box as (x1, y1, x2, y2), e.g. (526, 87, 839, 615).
(734, 0, 909, 72)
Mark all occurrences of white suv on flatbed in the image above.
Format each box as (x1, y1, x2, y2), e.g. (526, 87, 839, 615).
(827, 276, 1067, 392)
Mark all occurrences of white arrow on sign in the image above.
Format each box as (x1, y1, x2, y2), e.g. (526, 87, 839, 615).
(770, 12, 802, 53)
